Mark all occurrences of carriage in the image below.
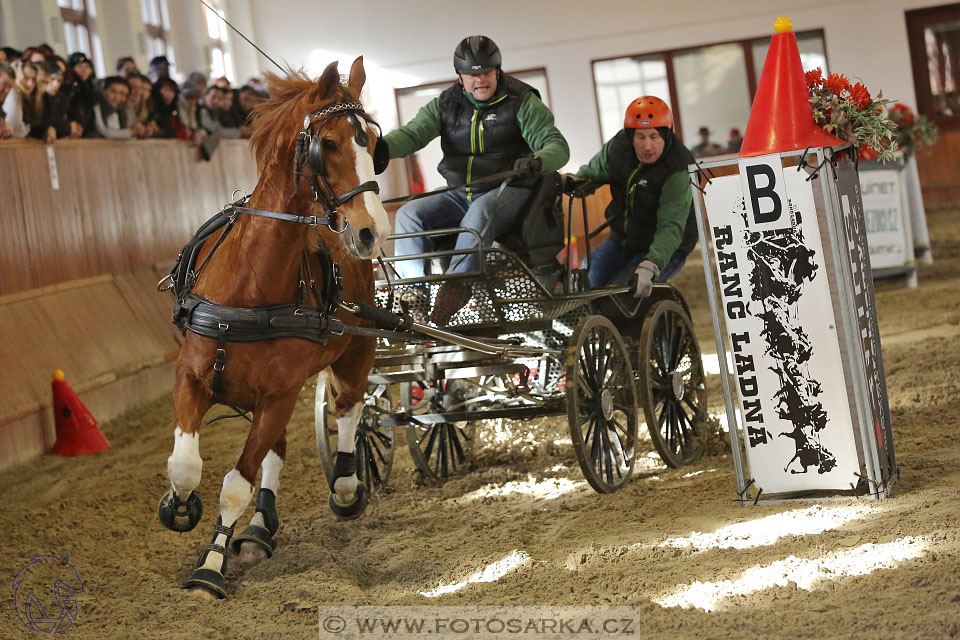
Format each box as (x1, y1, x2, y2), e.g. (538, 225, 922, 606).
(315, 179, 710, 494)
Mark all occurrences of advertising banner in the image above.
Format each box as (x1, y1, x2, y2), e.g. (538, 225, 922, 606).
(860, 169, 908, 270)
(705, 160, 861, 494)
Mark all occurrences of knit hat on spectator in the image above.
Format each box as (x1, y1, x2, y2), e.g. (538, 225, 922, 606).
(67, 52, 91, 67)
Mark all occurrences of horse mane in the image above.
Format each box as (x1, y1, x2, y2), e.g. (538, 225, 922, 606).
(248, 69, 343, 172)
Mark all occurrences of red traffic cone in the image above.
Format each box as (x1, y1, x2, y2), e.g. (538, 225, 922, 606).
(739, 16, 844, 158)
(556, 236, 581, 270)
(49, 370, 110, 456)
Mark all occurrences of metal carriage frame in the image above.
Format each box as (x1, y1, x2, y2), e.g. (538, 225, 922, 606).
(315, 198, 711, 495)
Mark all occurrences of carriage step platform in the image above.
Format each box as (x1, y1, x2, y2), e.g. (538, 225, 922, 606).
(379, 404, 564, 428)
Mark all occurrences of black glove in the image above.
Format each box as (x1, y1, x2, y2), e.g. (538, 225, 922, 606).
(513, 155, 543, 176)
(561, 173, 590, 195)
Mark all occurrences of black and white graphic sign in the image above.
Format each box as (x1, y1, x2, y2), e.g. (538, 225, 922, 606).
(706, 171, 861, 493)
(835, 161, 896, 480)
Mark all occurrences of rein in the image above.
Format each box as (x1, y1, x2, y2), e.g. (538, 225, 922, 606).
(380, 166, 532, 205)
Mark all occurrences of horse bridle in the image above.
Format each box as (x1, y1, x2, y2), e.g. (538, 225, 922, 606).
(293, 98, 389, 233)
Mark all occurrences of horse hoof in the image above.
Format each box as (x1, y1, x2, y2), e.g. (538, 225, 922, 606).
(182, 568, 227, 599)
(235, 541, 270, 569)
(329, 483, 368, 520)
(158, 490, 203, 532)
(230, 524, 277, 560)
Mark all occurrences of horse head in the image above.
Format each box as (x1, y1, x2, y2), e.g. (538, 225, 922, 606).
(251, 57, 390, 259)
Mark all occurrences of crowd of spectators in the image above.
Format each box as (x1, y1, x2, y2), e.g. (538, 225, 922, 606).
(0, 43, 266, 150)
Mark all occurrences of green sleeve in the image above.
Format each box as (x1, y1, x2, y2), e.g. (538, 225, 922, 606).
(516, 92, 569, 173)
(645, 171, 693, 270)
(575, 138, 614, 183)
(383, 97, 441, 159)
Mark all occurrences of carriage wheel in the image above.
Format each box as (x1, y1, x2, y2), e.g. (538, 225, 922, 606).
(401, 380, 475, 483)
(315, 374, 395, 495)
(566, 315, 639, 493)
(638, 300, 708, 468)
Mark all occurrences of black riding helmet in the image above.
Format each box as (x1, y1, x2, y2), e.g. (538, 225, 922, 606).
(453, 35, 502, 75)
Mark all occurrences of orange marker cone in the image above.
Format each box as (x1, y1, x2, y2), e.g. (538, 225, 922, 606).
(49, 370, 110, 457)
(739, 16, 844, 158)
(557, 236, 581, 270)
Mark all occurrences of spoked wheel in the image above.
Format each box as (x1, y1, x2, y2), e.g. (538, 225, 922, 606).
(401, 380, 475, 483)
(566, 315, 639, 493)
(315, 373, 395, 495)
(638, 300, 708, 467)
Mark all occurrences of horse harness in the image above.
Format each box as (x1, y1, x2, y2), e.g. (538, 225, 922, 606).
(162, 98, 406, 396)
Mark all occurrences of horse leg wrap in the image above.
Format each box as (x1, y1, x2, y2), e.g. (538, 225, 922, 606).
(157, 489, 203, 533)
(229, 488, 279, 557)
(329, 452, 368, 520)
(182, 518, 235, 599)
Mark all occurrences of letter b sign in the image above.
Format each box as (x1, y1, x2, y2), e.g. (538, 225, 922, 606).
(739, 154, 792, 231)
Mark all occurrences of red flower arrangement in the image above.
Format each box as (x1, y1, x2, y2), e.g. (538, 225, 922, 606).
(806, 67, 898, 161)
(887, 102, 938, 156)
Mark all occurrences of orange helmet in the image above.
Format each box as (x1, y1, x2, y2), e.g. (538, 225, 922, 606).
(624, 96, 673, 130)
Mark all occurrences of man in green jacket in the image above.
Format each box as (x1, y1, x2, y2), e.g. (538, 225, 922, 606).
(385, 35, 569, 321)
(564, 96, 697, 298)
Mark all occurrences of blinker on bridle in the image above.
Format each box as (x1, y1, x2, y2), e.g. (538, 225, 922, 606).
(293, 100, 389, 234)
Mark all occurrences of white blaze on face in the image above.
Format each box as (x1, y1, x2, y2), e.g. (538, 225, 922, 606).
(353, 120, 391, 245)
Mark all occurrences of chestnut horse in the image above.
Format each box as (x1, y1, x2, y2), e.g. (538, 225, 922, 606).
(158, 58, 390, 600)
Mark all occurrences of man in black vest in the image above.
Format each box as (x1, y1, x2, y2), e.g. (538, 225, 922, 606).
(384, 35, 569, 321)
(564, 96, 697, 298)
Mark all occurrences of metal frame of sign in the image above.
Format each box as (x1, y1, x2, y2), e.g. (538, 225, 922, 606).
(689, 144, 897, 504)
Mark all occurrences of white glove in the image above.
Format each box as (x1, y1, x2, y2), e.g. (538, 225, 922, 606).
(633, 260, 660, 298)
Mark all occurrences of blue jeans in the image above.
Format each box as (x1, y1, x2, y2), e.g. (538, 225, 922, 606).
(585, 236, 688, 287)
(393, 186, 531, 279)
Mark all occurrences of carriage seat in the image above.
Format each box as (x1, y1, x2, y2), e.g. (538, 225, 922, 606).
(428, 171, 565, 278)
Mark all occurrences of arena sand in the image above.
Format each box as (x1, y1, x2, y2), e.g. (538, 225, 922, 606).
(2, 208, 959, 639)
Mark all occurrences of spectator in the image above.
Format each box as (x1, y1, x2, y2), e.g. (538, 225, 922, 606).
(36, 43, 55, 57)
(184, 71, 208, 95)
(116, 56, 140, 78)
(124, 73, 152, 128)
(727, 127, 743, 153)
(2, 47, 23, 64)
(246, 76, 265, 92)
(3, 61, 43, 138)
(148, 55, 171, 83)
(236, 85, 265, 124)
(0, 49, 5, 64)
(197, 85, 245, 138)
(66, 51, 99, 137)
(690, 126, 724, 157)
(0, 62, 15, 138)
(178, 81, 202, 139)
(148, 77, 189, 139)
(92, 76, 145, 139)
(31, 62, 81, 143)
(20, 47, 47, 64)
(212, 76, 230, 90)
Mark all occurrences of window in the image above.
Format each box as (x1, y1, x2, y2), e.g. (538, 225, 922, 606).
(58, 0, 93, 59)
(592, 30, 827, 156)
(394, 69, 551, 192)
(907, 3, 960, 125)
(203, 3, 234, 84)
(140, 0, 172, 64)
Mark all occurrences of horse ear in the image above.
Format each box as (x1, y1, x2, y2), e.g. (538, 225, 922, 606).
(347, 56, 366, 96)
(317, 61, 340, 98)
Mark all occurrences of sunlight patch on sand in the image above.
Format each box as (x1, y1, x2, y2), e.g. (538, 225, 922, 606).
(658, 504, 869, 552)
(453, 475, 586, 504)
(654, 537, 926, 611)
(420, 551, 531, 598)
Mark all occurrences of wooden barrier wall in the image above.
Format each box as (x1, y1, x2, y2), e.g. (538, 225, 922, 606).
(0, 139, 258, 471)
(0, 138, 259, 296)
